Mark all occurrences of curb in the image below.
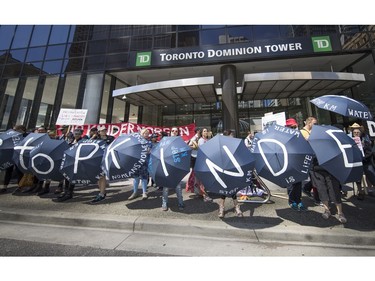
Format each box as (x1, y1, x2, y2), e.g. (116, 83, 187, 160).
(1, 207, 375, 249)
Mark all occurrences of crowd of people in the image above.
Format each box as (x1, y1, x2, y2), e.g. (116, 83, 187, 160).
(1, 117, 375, 224)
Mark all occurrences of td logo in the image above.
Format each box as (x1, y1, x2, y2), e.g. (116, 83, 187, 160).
(136, 52, 151, 66)
(312, 36, 332, 52)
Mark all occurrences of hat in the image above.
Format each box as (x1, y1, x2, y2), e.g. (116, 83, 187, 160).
(58, 125, 69, 130)
(97, 125, 107, 131)
(73, 128, 82, 134)
(285, 118, 298, 128)
(90, 127, 98, 132)
(150, 133, 158, 138)
(349, 123, 364, 131)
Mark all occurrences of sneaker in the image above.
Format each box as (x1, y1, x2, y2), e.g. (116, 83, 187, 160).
(336, 213, 347, 224)
(322, 210, 331, 219)
(203, 195, 213, 202)
(142, 193, 148, 200)
(297, 202, 307, 212)
(91, 193, 106, 204)
(289, 202, 299, 211)
(178, 203, 185, 210)
(314, 200, 324, 206)
(161, 205, 168, 211)
(128, 192, 138, 200)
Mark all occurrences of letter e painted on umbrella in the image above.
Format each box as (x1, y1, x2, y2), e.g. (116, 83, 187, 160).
(205, 145, 244, 188)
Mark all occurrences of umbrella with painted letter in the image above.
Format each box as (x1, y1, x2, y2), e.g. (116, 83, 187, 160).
(308, 125, 363, 183)
(194, 134, 255, 196)
(148, 136, 191, 188)
(29, 138, 70, 181)
(0, 129, 24, 170)
(310, 95, 373, 120)
(250, 124, 315, 187)
(13, 133, 50, 174)
(101, 133, 150, 181)
(60, 139, 106, 185)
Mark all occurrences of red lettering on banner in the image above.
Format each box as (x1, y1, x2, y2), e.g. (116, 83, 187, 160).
(57, 122, 196, 141)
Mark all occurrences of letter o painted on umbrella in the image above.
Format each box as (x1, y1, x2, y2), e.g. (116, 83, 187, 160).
(31, 153, 54, 174)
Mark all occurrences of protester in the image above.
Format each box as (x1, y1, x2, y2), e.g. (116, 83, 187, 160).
(185, 127, 201, 194)
(244, 130, 253, 148)
(285, 118, 307, 211)
(128, 128, 152, 200)
(149, 133, 159, 188)
(91, 126, 115, 203)
(161, 127, 185, 211)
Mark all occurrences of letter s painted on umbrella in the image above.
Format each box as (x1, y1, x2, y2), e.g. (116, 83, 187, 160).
(258, 139, 288, 177)
(205, 145, 244, 188)
(74, 143, 100, 174)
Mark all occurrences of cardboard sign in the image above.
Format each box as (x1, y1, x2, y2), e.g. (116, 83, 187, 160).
(56, 109, 88, 125)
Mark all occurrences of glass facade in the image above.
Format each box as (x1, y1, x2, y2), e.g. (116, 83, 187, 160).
(1, 25, 375, 133)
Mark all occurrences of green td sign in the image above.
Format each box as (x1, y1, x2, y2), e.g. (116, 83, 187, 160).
(136, 52, 152, 66)
(311, 36, 332, 52)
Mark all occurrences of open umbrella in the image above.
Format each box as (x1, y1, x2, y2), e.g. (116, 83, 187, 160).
(250, 124, 315, 187)
(60, 139, 106, 184)
(194, 134, 255, 196)
(29, 138, 70, 181)
(101, 133, 150, 181)
(13, 133, 50, 174)
(308, 125, 363, 183)
(0, 129, 24, 170)
(310, 95, 373, 120)
(148, 136, 191, 188)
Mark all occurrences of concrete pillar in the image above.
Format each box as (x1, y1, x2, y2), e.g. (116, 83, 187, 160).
(82, 73, 104, 124)
(220, 65, 239, 137)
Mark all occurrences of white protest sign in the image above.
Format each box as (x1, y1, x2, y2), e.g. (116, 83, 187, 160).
(56, 109, 88, 125)
(367, 120, 375, 137)
(261, 112, 286, 130)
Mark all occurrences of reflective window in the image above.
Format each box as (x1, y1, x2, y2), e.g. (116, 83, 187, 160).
(84, 55, 105, 70)
(0, 25, 16, 50)
(106, 54, 128, 69)
(63, 57, 84, 72)
(66, 42, 86, 57)
(0, 78, 18, 129)
(30, 25, 51, 46)
(17, 77, 38, 126)
(110, 26, 132, 38)
(108, 38, 130, 53)
(42, 60, 63, 74)
(45, 44, 66, 60)
(227, 26, 252, 42)
(309, 25, 337, 35)
(287, 25, 308, 37)
(201, 25, 226, 29)
(178, 31, 199, 47)
(61, 74, 80, 108)
(38, 76, 58, 125)
(253, 25, 280, 40)
(154, 34, 176, 49)
(68, 25, 90, 42)
(279, 25, 296, 38)
(3, 64, 22, 77)
(49, 25, 70, 44)
(22, 62, 42, 76)
(100, 75, 112, 122)
(130, 36, 152, 51)
(132, 25, 154, 36)
(201, 29, 227, 45)
(90, 26, 110, 40)
(9, 49, 27, 62)
(178, 25, 199, 31)
(86, 40, 107, 55)
(11, 25, 33, 49)
(154, 25, 176, 34)
(26, 47, 46, 62)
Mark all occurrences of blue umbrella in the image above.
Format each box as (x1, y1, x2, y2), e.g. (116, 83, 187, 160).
(310, 95, 373, 120)
(13, 133, 50, 174)
(250, 124, 315, 187)
(308, 125, 363, 183)
(60, 139, 106, 185)
(194, 134, 255, 196)
(29, 138, 70, 181)
(148, 136, 191, 188)
(102, 133, 150, 181)
(0, 129, 24, 170)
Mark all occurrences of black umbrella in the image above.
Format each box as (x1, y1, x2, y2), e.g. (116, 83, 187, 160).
(194, 134, 255, 196)
(29, 138, 70, 181)
(0, 129, 24, 170)
(308, 125, 363, 183)
(310, 95, 373, 120)
(250, 124, 315, 187)
(60, 139, 106, 184)
(13, 133, 50, 174)
(102, 133, 150, 181)
(148, 136, 191, 188)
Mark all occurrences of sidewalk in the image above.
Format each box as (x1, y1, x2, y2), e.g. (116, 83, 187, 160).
(1, 175, 375, 249)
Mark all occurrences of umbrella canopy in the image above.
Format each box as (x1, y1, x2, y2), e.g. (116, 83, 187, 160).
(308, 125, 363, 183)
(60, 139, 106, 184)
(250, 124, 315, 187)
(310, 95, 373, 120)
(29, 138, 70, 181)
(148, 136, 191, 188)
(102, 133, 149, 181)
(0, 129, 24, 170)
(13, 133, 50, 174)
(194, 134, 255, 196)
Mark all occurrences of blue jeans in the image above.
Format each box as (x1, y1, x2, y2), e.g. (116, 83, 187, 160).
(162, 182, 184, 207)
(133, 177, 147, 194)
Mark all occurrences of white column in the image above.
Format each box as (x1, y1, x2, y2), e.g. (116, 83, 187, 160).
(82, 73, 104, 124)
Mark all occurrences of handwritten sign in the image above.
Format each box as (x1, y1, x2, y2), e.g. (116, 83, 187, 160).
(56, 109, 88, 125)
